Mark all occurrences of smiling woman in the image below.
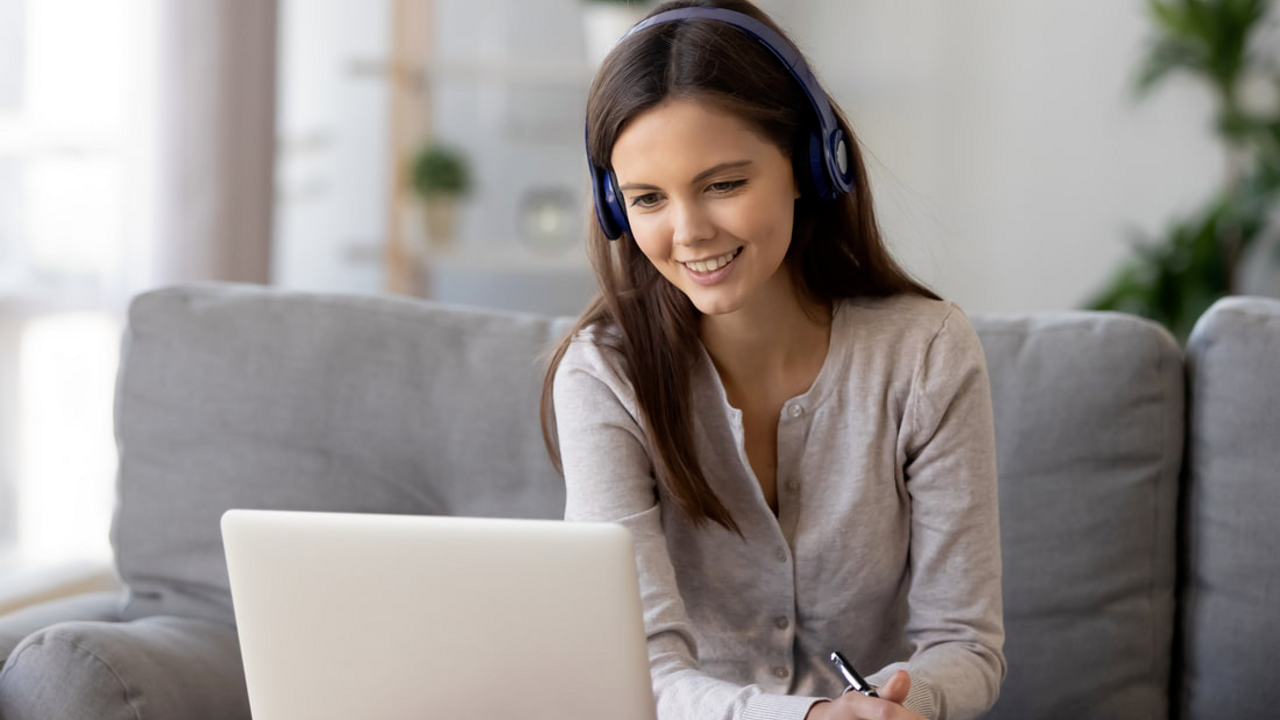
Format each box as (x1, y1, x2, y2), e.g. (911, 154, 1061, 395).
(539, 2, 1006, 720)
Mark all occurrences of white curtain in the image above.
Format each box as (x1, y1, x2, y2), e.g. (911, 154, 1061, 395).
(151, 0, 278, 285)
(0, 0, 280, 591)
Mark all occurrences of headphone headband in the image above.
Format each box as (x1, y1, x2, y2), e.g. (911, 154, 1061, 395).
(588, 6, 855, 240)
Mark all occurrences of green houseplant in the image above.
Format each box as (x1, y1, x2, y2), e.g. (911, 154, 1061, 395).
(410, 142, 472, 247)
(1086, 0, 1280, 342)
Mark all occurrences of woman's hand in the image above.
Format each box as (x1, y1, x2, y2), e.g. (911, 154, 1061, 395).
(804, 671, 926, 720)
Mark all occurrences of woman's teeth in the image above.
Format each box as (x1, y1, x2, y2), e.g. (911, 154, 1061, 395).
(685, 249, 738, 273)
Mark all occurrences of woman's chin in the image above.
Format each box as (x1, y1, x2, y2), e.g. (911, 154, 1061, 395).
(689, 293, 744, 317)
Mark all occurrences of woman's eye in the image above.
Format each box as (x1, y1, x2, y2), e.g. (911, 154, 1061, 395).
(630, 193, 660, 208)
(708, 179, 747, 194)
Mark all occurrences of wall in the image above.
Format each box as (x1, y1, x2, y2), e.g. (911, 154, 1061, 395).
(787, 1, 1226, 314)
(273, 1, 1264, 316)
(273, 0, 390, 295)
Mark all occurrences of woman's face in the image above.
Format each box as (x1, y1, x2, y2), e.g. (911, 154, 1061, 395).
(610, 98, 800, 319)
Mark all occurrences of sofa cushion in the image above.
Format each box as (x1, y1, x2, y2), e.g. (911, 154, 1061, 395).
(111, 283, 572, 626)
(973, 312, 1182, 720)
(0, 591, 123, 667)
(1177, 296, 1280, 720)
(0, 616, 248, 720)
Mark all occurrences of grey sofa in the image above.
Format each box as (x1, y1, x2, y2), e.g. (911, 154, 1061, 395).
(0, 282, 1276, 720)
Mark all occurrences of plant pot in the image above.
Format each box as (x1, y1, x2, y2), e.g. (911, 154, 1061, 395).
(422, 196, 460, 248)
(581, 2, 650, 68)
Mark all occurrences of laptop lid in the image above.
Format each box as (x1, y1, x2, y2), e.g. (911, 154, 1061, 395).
(221, 509, 657, 720)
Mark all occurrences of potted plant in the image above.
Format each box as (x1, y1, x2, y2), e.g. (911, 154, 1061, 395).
(581, 0, 652, 68)
(409, 142, 472, 248)
(1086, 0, 1280, 342)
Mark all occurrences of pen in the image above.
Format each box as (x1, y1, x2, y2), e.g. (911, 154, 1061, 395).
(829, 651, 879, 698)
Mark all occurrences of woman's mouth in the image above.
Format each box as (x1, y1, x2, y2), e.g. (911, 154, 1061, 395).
(681, 247, 743, 285)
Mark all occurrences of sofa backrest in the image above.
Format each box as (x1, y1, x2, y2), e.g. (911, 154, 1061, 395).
(973, 312, 1183, 720)
(111, 283, 573, 627)
(113, 283, 1278, 720)
(1177, 297, 1280, 720)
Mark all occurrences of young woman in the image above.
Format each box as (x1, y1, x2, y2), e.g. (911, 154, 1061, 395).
(541, 2, 1005, 719)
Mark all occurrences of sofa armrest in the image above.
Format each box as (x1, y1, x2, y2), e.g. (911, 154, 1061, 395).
(1178, 296, 1280, 719)
(0, 591, 124, 665)
(0, 615, 249, 720)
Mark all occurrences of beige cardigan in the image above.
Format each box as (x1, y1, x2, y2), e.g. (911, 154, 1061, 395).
(554, 294, 1005, 720)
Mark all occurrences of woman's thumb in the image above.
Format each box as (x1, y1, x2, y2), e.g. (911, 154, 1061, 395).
(878, 670, 912, 704)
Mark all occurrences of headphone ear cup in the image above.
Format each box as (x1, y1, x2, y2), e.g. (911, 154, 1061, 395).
(806, 130, 835, 200)
(605, 169, 631, 238)
(829, 130, 855, 194)
(590, 164, 628, 239)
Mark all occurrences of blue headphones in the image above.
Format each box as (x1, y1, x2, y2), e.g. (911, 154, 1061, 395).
(587, 6, 855, 240)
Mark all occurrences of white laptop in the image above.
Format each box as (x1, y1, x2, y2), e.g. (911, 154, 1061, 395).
(221, 509, 657, 720)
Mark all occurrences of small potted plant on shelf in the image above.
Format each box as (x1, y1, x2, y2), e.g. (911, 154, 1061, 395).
(581, 0, 652, 68)
(409, 142, 471, 248)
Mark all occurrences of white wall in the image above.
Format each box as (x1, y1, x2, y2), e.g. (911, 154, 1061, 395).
(273, 0, 390, 295)
(785, 1, 1225, 314)
(272, 1, 1266, 315)
(433, 0, 589, 250)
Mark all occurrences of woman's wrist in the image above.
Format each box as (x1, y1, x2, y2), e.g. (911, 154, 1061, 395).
(804, 699, 831, 720)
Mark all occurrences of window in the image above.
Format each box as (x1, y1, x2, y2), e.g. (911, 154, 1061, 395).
(0, 0, 153, 571)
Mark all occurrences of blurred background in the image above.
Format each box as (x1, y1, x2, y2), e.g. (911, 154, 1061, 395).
(0, 0, 1277, 597)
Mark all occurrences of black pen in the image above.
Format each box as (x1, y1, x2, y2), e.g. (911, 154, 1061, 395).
(830, 651, 879, 698)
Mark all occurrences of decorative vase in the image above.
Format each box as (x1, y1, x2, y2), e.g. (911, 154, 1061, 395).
(581, 2, 649, 68)
(518, 187, 576, 256)
(422, 196, 459, 248)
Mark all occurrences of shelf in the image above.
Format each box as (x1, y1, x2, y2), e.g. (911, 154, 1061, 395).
(427, 59, 591, 88)
(419, 242, 596, 317)
(422, 242, 591, 274)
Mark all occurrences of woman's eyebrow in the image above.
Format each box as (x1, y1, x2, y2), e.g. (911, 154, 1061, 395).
(618, 160, 753, 192)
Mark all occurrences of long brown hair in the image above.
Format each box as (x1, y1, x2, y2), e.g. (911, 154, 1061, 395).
(541, 0, 936, 535)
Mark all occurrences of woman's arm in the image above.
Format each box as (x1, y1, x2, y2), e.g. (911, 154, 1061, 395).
(874, 306, 1006, 720)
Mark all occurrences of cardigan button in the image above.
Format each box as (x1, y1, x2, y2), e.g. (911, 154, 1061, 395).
(773, 666, 790, 680)
(774, 616, 790, 630)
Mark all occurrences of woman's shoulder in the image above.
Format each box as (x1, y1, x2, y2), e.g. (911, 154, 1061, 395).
(561, 321, 625, 370)
(837, 293, 975, 346)
(555, 321, 636, 400)
(829, 293, 987, 402)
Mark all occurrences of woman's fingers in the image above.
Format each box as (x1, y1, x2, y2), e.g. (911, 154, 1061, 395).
(823, 671, 923, 720)
(877, 670, 911, 704)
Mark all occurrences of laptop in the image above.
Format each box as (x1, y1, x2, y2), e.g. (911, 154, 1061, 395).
(221, 509, 658, 720)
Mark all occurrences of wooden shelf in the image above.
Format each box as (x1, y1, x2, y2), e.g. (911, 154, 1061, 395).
(421, 242, 590, 273)
(427, 59, 590, 87)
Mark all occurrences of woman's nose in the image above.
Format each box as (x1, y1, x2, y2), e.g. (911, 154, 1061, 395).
(671, 200, 715, 247)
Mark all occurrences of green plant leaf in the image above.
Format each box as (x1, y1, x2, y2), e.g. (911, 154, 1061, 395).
(410, 143, 472, 197)
(1103, 0, 1279, 342)
(1138, 0, 1271, 98)
(1137, 36, 1208, 94)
